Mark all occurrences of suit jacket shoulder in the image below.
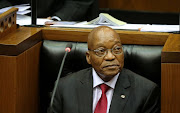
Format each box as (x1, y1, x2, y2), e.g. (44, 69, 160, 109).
(51, 67, 93, 113)
(59, 67, 92, 84)
(110, 68, 160, 113)
(122, 68, 158, 88)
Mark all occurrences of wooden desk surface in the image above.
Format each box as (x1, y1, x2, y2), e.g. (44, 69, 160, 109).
(0, 27, 41, 56)
(0, 26, 171, 56)
(42, 27, 169, 45)
(162, 34, 180, 63)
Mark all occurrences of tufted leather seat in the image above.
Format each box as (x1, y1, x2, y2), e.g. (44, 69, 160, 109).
(39, 40, 163, 113)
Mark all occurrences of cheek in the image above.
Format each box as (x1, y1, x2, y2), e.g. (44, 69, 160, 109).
(117, 54, 124, 67)
(90, 56, 103, 68)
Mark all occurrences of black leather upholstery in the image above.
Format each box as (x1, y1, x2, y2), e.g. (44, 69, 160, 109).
(39, 40, 163, 113)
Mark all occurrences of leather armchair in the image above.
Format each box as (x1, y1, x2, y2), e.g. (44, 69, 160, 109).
(39, 40, 163, 113)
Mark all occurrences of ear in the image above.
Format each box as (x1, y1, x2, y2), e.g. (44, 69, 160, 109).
(86, 51, 91, 65)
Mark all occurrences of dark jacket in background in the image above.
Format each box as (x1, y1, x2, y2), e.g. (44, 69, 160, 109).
(0, 0, 99, 21)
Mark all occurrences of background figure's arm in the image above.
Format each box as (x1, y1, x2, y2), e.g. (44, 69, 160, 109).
(0, 0, 12, 9)
(53, 0, 97, 21)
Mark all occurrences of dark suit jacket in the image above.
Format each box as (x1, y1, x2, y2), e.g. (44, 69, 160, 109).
(51, 68, 160, 113)
(0, 0, 99, 21)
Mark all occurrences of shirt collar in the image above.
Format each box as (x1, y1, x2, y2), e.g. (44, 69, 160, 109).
(92, 68, 119, 89)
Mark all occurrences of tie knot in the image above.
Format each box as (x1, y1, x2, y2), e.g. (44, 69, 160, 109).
(100, 84, 110, 93)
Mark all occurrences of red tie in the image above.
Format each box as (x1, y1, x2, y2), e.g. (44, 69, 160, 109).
(94, 84, 110, 113)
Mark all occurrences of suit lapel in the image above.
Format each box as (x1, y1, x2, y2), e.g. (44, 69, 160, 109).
(76, 68, 93, 113)
(109, 69, 131, 113)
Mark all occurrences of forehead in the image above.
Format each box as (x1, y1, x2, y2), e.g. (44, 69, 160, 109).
(89, 28, 121, 48)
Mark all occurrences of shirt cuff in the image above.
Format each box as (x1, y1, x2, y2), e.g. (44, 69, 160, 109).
(51, 16, 61, 21)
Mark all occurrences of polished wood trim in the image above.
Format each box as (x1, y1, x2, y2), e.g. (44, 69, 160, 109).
(0, 27, 42, 56)
(116, 30, 169, 45)
(0, 8, 18, 21)
(161, 34, 180, 63)
(0, 26, 169, 55)
(42, 28, 89, 42)
(0, 42, 41, 113)
(161, 63, 180, 113)
(0, 7, 18, 39)
(42, 27, 169, 45)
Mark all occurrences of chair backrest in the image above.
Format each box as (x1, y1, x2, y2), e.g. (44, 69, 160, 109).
(39, 40, 163, 113)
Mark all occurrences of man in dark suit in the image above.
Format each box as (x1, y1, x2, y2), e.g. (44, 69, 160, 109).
(0, 0, 98, 21)
(50, 26, 160, 113)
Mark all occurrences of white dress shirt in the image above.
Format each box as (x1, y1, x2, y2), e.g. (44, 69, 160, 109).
(92, 68, 119, 113)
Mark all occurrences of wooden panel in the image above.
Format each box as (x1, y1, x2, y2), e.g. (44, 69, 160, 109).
(99, 0, 108, 8)
(0, 27, 42, 56)
(0, 56, 16, 113)
(16, 42, 41, 113)
(0, 42, 41, 113)
(116, 30, 169, 45)
(42, 27, 169, 45)
(99, 0, 180, 13)
(42, 28, 90, 42)
(162, 34, 180, 63)
(161, 63, 180, 113)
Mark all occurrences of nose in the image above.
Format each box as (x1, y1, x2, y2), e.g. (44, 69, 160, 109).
(104, 49, 115, 61)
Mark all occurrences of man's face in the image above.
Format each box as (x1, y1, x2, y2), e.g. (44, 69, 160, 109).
(86, 28, 124, 82)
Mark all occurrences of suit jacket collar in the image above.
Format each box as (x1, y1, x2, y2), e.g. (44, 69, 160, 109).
(77, 68, 131, 113)
(77, 68, 93, 113)
(109, 68, 131, 113)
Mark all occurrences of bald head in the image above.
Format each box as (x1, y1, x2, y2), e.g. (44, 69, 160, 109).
(87, 26, 121, 50)
(86, 26, 124, 81)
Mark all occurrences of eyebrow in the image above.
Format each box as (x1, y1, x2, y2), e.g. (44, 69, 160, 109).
(114, 41, 122, 45)
(95, 41, 122, 48)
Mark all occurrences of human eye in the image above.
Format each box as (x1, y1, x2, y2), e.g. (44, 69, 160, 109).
(96, 48, 105, 53)
(94, 48, 106, 56)
(113, 46, 122, 54)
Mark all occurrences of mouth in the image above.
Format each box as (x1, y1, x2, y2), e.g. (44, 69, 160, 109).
(103, 64, 120, 68)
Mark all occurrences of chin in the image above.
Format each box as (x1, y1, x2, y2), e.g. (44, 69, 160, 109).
(103, 70, 119, 77)
(98, 70, 119, 81)
(100, 72, 117, 82)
